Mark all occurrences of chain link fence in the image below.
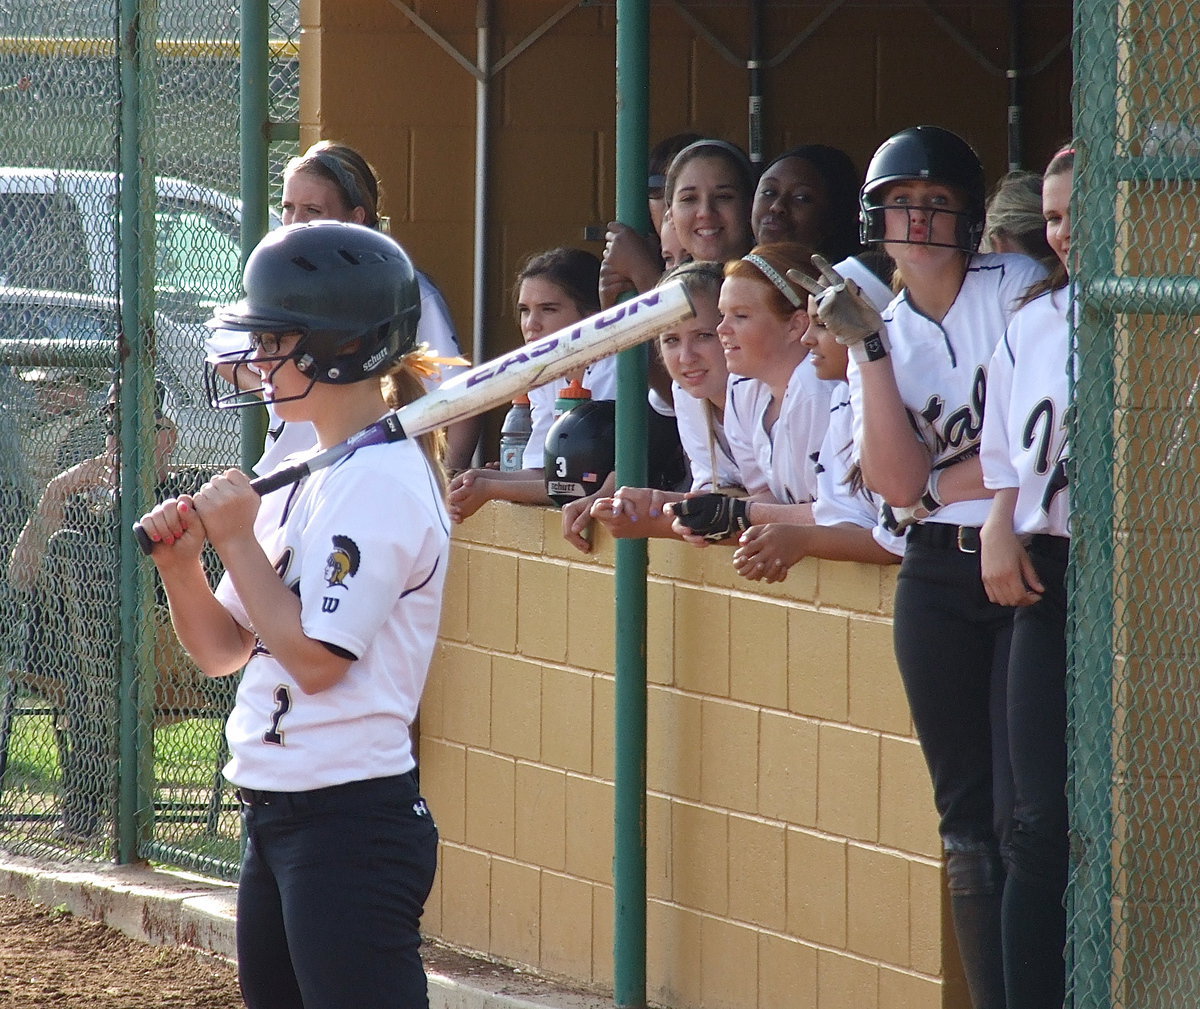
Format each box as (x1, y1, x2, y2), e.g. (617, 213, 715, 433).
(0, 0, 297, 879)
(1071, 1, 1200, 1007)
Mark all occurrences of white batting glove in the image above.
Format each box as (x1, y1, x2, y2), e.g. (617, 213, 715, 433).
(788, 254, 889, 364)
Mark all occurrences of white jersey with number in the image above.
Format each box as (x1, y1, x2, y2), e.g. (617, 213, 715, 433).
(521, 355, 618, 470)
(724, 364, 838, 504)
(255, 271, 464, 476)
(981, 286, 1072, 537)
(672, 382, 740, 492)
(812, 382, 906, 556)
(215, 437, 450, 791)
(847, 251, 1046, 528)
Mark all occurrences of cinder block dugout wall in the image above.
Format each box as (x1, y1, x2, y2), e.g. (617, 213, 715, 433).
(421, 503, 958, 1009)
(299, 0, 1072, 458)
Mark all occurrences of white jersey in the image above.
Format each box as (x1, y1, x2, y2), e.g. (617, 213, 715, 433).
(725, 364, 838, 504)
(254, 270, 464, 476)
(522, 354, 618, 469)
(834, 255, 895, 315)
(215, 437, 450, 791)
(812, 383, 906, 556)
(847, 251, 1046, 528)
(981, 286, 1072, 537)
(672, 382, 741, 492)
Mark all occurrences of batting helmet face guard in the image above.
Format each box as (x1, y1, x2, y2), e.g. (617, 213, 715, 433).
(859, 126, 986, 253)
(543, 399, 616, 506)
(205, 221, 421, 409)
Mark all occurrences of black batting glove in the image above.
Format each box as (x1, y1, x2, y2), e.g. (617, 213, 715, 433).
(672, 493, 752, 542)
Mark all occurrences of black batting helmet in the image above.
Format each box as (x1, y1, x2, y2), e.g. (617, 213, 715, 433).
(859, 126, 986, 253)
(206, 221, 420, 407)
(543, 399, 616, 506)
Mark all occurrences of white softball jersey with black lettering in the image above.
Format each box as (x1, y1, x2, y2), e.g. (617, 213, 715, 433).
(847, 251, 1047, 528)
(672, 382, 740, 492)
(215, 437, 450, 791)
(981, 286, 1072, 537)
(521, 355, 618, 469)
(812, 382, 906, 556)
(725, 364, 838, 504)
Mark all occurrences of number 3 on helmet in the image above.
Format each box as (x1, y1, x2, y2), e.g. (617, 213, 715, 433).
(205, 220, 422, 408)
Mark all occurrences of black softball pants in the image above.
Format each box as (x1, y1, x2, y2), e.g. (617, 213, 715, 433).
(1001, 535, 1069, 1009)
(235, 770, 439, 1009)
(894, 528, 1016, 1009)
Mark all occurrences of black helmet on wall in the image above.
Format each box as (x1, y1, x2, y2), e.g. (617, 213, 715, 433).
(206, 221, 420, 406)
(543, 399, 616, 506)
(859, 126, 986, 253)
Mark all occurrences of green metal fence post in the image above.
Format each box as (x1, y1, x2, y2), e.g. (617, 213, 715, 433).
(1070, 1, 1117, 1005)
(116, 0, 158, 864)
(239, 0, 271, 467)
(613, 4, 650, 1007)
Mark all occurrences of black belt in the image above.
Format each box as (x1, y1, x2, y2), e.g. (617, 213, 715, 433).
(235, 769, 419, 808)
(907, 523, 981, 554)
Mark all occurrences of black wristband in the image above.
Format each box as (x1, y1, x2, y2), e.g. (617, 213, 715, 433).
(862, 332, 889, 362)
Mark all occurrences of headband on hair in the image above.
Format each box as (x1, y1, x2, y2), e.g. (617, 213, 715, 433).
(313, 151, 365, 212)
(742, 253, 803, 308)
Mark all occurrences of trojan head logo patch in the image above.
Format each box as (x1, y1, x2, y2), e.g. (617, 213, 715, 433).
(323, 534, 361, 589)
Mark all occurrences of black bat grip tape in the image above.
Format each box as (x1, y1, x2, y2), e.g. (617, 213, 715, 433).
(132, 462, 311, 555)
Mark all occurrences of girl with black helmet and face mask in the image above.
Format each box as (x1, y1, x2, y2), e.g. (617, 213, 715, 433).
(797, 127, 1047, 1009)
(138, 221, 448, 1009)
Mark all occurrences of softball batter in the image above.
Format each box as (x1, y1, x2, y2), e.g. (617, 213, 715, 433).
(138, 221, 448, 1009)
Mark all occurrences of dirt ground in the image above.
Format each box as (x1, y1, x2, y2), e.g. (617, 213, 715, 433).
(0, 894, 241, 1008)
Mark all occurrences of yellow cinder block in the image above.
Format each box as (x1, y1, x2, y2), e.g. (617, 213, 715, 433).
(879, 965, 944, 1009)
(517, 556, 569, 661)
(728, 815, 787, 930)
(567, 566, 616, 672)
(647, 688, 703, 800)
(491, 655, 543, 762)
(671, 801, 728, 914)
(489, 858, 541, 966)
(699, 698, 759, 815)
(788, 608, 849, 720)
(591, 674, 614, 780)
(540, 871, 595, 980)
(541, 666, 594, 775)
(879, 737, 940, 858)
(817, 557, 885, 613)
(759, 932, 818, 1009)
(730, 596, 789, 708)
(564, 774, 614, 883)
(817, 724, 881, 842)
(700, 915, 759, 1008)
(437, 842, 491, 953)
(817, 948, 880, 1009)
(848, 619, 909, 735)
(908, 859, 948, 976)
(468, 549, 517, 651)
(591, 883, 614, 988)
(673, 585, 730, 696)
(786, 828, 847, 945)
(439, 548, 469, 642)
(465, 750, 516, 857)
(419, 738, 466, 844)
(647, 901, 704, 1009)
(847, 844, 912, 964)
(646, 579, 676, 685)
(514, 762, 566, 871)
(491, 500, 548, 554)
(646, 793, 673, 901)
(648, 535, 706, 584)
(431, 644, 492, 748)
(758, 709, 818, 827)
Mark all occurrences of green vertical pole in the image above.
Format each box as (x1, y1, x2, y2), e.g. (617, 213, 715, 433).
(116, 0, 156, 864)
(613, 3, 649, 1007)
(1068, 1, 1116, 1005)
(239, 0, 270, 467)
